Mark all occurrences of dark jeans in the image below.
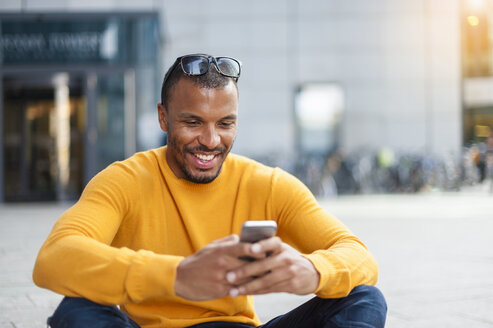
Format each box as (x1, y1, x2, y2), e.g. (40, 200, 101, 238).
(47, 285, 387, 328)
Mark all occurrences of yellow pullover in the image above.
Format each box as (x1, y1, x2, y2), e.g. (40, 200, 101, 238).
(33, 146, 378, 327)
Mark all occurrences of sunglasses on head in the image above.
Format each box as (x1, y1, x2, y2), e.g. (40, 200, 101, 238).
(163, 54, 242, 86)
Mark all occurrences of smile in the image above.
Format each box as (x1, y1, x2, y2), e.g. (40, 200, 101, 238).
(193, 153, 216, 162)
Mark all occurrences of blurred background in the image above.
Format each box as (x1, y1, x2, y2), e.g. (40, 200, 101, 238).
(1, 0, 493, 202)
(1, 2, 493, 327)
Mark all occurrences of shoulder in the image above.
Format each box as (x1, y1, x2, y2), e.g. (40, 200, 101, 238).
(224, 153, 305, 190)
(87, 148, 163, 191)
(118, 147, 163, 170)
(111, 148, 163, 175)
(225, 153, 276, 180)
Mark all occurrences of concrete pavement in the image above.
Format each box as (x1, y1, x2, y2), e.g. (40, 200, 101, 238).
(1, 191, 492, 327)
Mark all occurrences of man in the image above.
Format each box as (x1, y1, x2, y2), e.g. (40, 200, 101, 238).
(33, 54, 387, 328)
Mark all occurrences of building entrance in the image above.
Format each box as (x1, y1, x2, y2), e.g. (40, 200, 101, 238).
(0, 12, 159, 202)
(3, 74, 85, 201)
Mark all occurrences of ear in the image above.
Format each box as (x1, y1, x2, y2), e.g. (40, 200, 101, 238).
(157, 103, 169, 133)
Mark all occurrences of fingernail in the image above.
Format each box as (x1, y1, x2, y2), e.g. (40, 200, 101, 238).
(226, 272, 236, 283)
(251, 244, 262, 253)
(229, 288, 239, 297)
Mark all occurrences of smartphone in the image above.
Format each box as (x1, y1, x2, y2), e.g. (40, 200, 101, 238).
(239, 220, 277, 263)
(240, 220, 277, 243)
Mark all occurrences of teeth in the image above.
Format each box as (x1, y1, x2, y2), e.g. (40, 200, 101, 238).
(195, 153, 215, 161)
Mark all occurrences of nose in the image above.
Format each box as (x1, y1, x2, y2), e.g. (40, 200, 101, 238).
(198, 124, 220, 149)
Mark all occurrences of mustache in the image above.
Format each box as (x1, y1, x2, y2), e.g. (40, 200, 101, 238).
(184, 146, 227, 154)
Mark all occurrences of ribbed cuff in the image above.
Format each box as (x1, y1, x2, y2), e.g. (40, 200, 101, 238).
(125, 250, 183, 303)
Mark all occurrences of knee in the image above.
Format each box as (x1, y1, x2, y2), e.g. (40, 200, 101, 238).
(351, 285, 387, 309)
(348, 285, 387, 324)
(48, 297, 98, 328)
(48, 297, 125, 328)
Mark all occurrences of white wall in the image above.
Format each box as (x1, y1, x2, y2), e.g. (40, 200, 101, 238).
(1, 0, 463, 160)
(160, 0, 462, 160)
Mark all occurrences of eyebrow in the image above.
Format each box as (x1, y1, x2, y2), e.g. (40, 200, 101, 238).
(221, 114, 238, 120)
(178, 113, 238, 120)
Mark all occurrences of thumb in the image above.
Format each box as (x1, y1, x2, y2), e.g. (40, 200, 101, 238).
(210, 234, 239, 245)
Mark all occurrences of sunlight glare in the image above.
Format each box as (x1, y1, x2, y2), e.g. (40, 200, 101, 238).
(467, 15, 480, 26)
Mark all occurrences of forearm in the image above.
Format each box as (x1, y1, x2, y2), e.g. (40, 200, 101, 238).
(304, 235, 378, 298)
(270, 169, 379, 298)
(33, 234, 182, 305)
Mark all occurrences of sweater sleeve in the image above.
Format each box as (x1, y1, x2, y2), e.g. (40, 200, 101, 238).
(32, 163, 183, 305)
(271, 168, 378, 298)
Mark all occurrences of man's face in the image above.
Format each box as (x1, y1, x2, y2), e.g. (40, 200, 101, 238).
(157, 77, 238, 183)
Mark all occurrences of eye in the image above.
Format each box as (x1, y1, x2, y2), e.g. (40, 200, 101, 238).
(184, 120, 200, 126)
(219, 121, 235, 128)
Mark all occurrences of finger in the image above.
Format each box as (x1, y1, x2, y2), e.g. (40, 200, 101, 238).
(236, 266, 295, 295)
(246, 258, 320, 295)
(249, 281, 293, 295)
(236, 247, 268, 262)
(227, 252, 285, 284)
(228, 274, 278, 298)
(235, 236, 284, 262)
(252, 273, 315, 296)
(210, 234, 239, 245)
(208, 240, 260, 268)
(248, 269, 315, 295)
(247, 280, 286, 295)
(227, 273, 255, 286)
(228, 275, 281, 297)
(231, 239, 292, 281)
(208, 235, 248, 257)
(252, 236, 284, 256)
(223, 240, 267, 260)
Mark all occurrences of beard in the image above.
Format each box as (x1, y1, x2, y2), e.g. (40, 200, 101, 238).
(184, 165, 223, 184)
(167, 133, 233, 184)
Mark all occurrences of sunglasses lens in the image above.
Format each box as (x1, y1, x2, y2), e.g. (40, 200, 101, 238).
(181, 56, 209, 75)
(216, 57, 241, 77)
(178, 55, 241, 79)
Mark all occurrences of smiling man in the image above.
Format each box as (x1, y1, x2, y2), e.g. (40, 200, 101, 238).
(159, 74, 238, 184)
(33, 54, 387, 328)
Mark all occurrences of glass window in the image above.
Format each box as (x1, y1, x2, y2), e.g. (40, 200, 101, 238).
(96, 74, 125, 172)
(295, 84, 344, 155)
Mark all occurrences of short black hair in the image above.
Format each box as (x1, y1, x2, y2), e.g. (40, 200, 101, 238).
(160, 58, 239, 108)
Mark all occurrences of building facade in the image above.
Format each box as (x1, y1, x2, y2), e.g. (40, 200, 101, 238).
(1, 0, 476, 201)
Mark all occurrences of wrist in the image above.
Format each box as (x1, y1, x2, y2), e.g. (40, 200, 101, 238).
(302, 255, 321, 294)
(174, 258, 189, 298)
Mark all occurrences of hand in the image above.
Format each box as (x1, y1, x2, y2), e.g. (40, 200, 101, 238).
(174, 234, 264, 301)
(225, 237, 320, 296)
